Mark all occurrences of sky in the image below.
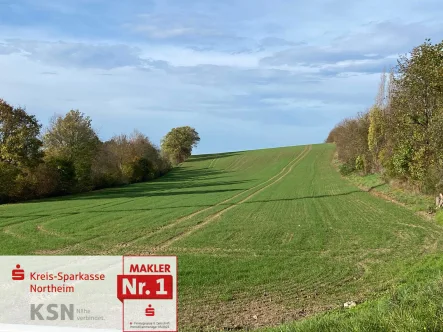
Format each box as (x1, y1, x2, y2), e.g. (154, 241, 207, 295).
(0, 0, 442, 154)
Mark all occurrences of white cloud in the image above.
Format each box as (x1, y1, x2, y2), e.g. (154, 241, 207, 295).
(140, 46, 263, 67)
(0, 0, 442, 152)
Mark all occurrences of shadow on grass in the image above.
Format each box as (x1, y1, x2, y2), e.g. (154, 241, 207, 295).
(366, 183, 386, 192)
(0, 152, 251, 206)
(20, 166, 253, 203)
(1, 190, 368, 220)
(155, 167, 233, 183)
(237, 190, 364, 204)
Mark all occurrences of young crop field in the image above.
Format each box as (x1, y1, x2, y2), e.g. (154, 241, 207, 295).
(1, 144, 443, 330)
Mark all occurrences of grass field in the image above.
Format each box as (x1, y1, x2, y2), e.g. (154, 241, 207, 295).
(1, 143, 443, 330)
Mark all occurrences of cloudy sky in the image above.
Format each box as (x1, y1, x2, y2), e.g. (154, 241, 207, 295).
(0, 0, 442, 154)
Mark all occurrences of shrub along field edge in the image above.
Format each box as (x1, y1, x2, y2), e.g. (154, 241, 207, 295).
(332, 150, 438, 220)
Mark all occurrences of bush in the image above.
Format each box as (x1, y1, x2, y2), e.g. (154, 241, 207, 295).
(46, 157, 76, 194)
(0, 162, 20, 203)
(32, 163, 61, 197)
(327, 39, 443, 195)
(339, 163, 355, 176)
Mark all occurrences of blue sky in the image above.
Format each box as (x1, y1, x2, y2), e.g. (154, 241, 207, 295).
(0, 0, 442, 154)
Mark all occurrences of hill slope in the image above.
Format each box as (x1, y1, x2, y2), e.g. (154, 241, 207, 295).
(1, 144, 443, 329)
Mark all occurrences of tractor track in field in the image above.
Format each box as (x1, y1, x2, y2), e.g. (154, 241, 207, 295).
(224, 155, 243, 170)
(34, 235, 108, 255)
(207, 158, 217, 168)
(36, 224, 74, 239)
(34, 146, 311, 255)
(9, 143, 443, 330)
(107, 146, 311, 253)
(140, 245, 394, 258)
(153, 145, 312, 250)
(3, 227, 25, 239)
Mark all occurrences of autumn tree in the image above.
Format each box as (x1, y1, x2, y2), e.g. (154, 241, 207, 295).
(94, 130, 171, 186)
(0, 99, 43, 167)
(161, 126, 200, 165)
(368, 72, 389, 172)
(387, 39, 443, 191)
(332, 112, 372, 174)
(90, 141, 122, 188)
(329, 39, 443, 194)
(0, 100, 44, 202)
(106, 131, 155, 183)
(128, 130, 170, 179)
(0, 102, 173, 203)
(43, 110, 100, 191)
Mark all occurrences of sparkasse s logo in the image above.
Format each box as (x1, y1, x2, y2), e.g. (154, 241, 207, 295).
(12, 264, 25, 281)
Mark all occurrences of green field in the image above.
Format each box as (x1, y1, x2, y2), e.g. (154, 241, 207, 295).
(1, 144, 443, 330)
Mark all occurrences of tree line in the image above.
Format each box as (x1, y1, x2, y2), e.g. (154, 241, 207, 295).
(327, 39, 443, 195)
(0, 101, 200, 203)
